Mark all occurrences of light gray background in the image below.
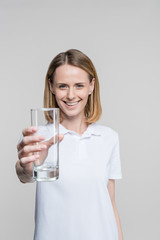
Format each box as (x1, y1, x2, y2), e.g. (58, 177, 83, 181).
(0, 0, 159, 239)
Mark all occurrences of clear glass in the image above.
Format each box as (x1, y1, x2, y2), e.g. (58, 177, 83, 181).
(30, 108, 59, 181)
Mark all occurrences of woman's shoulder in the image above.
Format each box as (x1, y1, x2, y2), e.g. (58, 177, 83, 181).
(91, 123, 119, 139)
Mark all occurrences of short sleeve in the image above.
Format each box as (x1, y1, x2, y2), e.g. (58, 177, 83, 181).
(108, 133, 122, 180)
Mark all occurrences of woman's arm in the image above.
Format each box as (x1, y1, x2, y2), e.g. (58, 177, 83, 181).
(107, 179, 123, 240)
(15, 159, 35, 183)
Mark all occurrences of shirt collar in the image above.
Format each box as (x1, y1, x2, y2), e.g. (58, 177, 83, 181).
(59, 123, 101, 137)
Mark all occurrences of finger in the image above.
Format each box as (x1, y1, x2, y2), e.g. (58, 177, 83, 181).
(59, 134, 64, 142)
(17, 135, 46, 152)
(22, 126, 38, 137)
(18, 144, 47, 159)
(20, 154, 40, 167)
(44, 134, 64, 149)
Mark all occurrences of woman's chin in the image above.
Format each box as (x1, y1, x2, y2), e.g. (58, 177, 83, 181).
(61, 109, 85, 120)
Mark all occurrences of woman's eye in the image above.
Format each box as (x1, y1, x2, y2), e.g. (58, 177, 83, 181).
(59, 85, 67, 89)
(77, 84, 84, 88)
(58, 84, 84, 89)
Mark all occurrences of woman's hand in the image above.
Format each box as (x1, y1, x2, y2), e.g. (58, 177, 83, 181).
(16, 126, 64, 183)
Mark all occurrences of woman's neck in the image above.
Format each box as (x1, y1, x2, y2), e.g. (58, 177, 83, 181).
(61, 116, 89, 136)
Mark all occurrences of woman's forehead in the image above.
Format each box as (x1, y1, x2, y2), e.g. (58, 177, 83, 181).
(54, 64, 89, 83)
(55, 64, 88, 77)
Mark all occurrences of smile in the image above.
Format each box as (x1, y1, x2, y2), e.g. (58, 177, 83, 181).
(63, 101, 80, 106)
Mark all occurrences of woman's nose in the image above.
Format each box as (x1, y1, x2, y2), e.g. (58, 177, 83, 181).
(67, 87, 75, 100)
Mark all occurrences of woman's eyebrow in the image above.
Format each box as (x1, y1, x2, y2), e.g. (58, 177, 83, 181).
(76, 82, 86, 84)
(56, 82, 86, 85)
(55, 83, 68, 85)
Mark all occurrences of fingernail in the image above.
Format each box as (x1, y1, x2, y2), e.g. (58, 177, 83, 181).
(32, 127, 38, 132)
(41, 145, 47, 149)
(39, 136, 45, 140)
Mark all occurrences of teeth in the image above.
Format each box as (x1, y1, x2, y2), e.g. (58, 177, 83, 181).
(65, 101, 79, 106)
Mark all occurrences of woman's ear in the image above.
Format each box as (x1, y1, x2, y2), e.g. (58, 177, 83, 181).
(48, 80, 55, 95)
(89, 78, 95, 95)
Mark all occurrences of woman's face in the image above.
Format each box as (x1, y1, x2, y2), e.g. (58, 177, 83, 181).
(50, 64, 94, 120)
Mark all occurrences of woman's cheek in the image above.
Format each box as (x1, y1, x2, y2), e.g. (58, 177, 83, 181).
(78, 88, 90, 98)
(55, 90, 65, 99)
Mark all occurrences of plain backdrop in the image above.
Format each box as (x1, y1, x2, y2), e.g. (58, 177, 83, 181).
(0, 0, 160, 239)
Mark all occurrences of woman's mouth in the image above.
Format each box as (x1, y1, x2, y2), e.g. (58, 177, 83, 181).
(63, 100, 80, 108)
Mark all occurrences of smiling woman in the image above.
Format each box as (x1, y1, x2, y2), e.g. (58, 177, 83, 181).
(16, 49, 123, 240)
(49, 64, 95, 121)
(44, 49, 102, 123)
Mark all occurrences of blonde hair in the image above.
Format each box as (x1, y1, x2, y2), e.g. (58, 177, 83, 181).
(44, 49, 102, 123)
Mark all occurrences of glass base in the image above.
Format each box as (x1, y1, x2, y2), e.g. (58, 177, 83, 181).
(33, 165, 59, 182)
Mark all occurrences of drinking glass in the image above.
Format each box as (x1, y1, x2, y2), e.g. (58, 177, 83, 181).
(30, 108, 59, 181)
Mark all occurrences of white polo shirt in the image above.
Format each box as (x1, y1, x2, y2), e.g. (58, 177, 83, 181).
(34, 123, 122, 240)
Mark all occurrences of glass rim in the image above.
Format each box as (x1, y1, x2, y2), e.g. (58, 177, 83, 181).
(30, 107, 59, 112)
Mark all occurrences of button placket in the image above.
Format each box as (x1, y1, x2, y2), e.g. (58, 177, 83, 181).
(70, 135, 80, 163)
(77, 137, 88, 162)
(71, 133, 91, 163)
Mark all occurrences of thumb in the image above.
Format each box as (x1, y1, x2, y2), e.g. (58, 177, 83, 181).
(58, 134, 64, 142)
(44, 134, 64, 149)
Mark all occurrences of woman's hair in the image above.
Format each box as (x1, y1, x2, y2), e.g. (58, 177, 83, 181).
(44, 49, 102, 123)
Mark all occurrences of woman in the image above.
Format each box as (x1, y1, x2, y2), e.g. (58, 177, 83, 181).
(16, 49, 123, 240)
